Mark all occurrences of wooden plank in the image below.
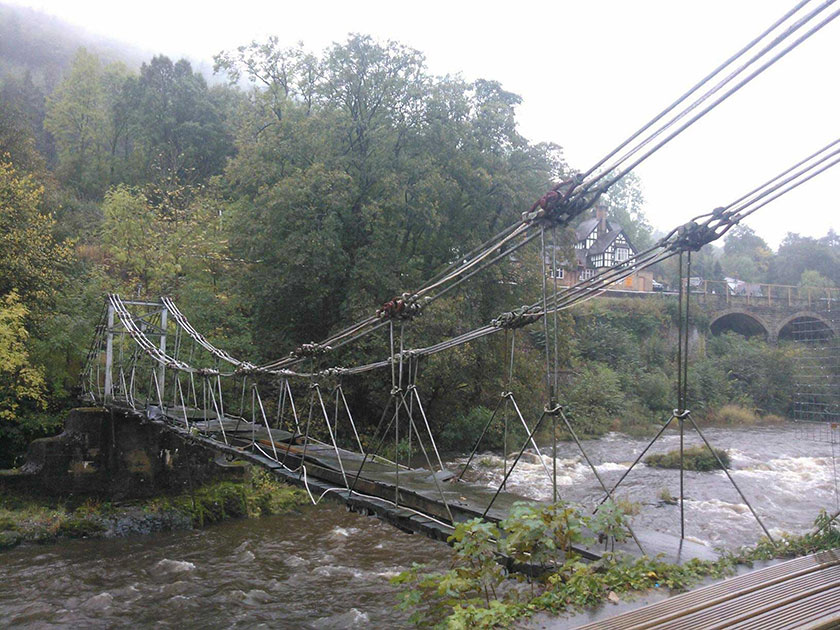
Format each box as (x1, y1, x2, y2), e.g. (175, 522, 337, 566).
(572, 549, 840, 630)
(151, 410, 715, 565)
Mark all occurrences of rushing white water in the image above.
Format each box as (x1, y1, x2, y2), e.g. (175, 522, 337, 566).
(0, 423, 835, 627)
(450, 422, 840, 549)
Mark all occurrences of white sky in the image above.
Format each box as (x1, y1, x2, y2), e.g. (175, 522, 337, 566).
(6, 0, 839, 249)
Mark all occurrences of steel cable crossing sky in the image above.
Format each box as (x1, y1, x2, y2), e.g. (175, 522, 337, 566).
(251, 0, 840, 373)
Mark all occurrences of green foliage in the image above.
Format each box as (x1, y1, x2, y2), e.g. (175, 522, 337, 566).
(695, 332, 799, 417)
(393, 501, 637, 627)
(799, 269, 835, 289)
(148, 467, 307, 527)
(395, 506, 840, 629)
(733, 510, 840, 562)
(0, 468, 307, 548)
(589, 499, 631, 550)
(0, 291, 46, 422)
(0, 159, 72, 313)
(563, 364, 626, 435)
(44, 48, 107, 197)
(500, 502, 589, 566)
(771, 231, 839, 287)
(706, 404, 758, 426)
(439, 406, 526, 452)
(645, 445, 730, 471)
(720, 225, 773, 283)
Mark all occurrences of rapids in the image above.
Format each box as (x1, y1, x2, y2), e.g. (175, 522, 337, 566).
(0, 422, 835, 627)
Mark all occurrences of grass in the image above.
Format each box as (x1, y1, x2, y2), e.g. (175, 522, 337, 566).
(645, 445, 730, 471)
(706, 404, 758, 426)
(0, 467, 307, 549)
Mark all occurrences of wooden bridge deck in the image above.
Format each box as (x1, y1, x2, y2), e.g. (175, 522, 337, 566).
(573, 549, 840, 630)
(145, 404, 716, 564)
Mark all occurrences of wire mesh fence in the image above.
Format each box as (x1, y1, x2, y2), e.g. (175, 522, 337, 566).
(792, 311, 840, 432)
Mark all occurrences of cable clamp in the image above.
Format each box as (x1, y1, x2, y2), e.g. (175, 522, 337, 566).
(376, 293, 427, 321)
(673, 409, 691, 419)
(290, 342, 332, 359)
(492, 306, 543, 329)
(544, 402, 563, 415)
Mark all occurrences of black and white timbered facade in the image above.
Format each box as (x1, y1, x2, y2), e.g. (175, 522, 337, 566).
(553, 202, 653, 292)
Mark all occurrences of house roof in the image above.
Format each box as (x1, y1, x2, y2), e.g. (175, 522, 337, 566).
(589, 228, 625, 254)
(575, 218, 599, 241)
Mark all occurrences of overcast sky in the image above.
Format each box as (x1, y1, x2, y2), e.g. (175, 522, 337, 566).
(7, 0, 839, 248)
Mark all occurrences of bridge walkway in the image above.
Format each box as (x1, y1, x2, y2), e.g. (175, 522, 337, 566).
(129, 401, 717, 565)
(573, 549, 840, 630)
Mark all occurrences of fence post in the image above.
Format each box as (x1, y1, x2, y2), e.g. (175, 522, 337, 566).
(159, 304, 168, 404)
(104, 301, 115, 402)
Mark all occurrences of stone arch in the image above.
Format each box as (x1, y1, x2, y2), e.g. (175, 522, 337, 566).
(709, 309, 771, 340)
(776, 311, 836, 342)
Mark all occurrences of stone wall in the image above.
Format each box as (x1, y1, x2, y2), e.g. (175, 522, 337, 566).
(7, 407, 237, 499)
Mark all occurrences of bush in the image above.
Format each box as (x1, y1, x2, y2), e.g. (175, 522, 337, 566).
(645, 445, 730, 471)
(634, 369, 673, 416)
(440, 406, 524, 452)
(760, 413, 786, 424)
(707, 404, 757, 426)
(563, 364, 626, 435)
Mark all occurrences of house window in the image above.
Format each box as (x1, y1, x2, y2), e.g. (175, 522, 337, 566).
(615, 248, 629, 262)
(580, 268, 596, 281)
(549, 268, 565, 279)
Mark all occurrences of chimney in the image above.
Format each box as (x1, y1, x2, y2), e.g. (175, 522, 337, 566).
(595, 199, 608, 233)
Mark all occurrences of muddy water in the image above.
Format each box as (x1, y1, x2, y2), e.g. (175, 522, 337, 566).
(0, 504, 453, 628)
(452, 422, 840, 549)
(1, 423, 836, 627)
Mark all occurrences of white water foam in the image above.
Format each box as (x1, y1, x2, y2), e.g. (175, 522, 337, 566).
(154, 559, 196, 574)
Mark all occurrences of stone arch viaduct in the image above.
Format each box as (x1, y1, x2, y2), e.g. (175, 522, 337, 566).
(603, 283, 839, 342)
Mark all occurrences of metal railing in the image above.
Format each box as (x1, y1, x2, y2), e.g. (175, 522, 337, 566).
(692, 280, 839, 309)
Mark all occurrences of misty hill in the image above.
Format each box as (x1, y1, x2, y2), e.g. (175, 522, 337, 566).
(0, 3, 146, 89)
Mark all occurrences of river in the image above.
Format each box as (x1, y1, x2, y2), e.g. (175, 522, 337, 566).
(1, 423, 836, 627)
(453, 422, 839, 549)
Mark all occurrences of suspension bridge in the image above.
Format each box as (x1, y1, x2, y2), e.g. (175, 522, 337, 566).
(71, 4, 840, 624)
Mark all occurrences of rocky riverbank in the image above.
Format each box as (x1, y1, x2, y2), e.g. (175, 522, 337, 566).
(0, 467, 308, 550)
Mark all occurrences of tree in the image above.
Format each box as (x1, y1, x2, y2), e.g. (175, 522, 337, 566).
(800, 269, 835, 289)
(44, 48, 107, 197)
(771, 232, 838, 287)
(130, 55, 232, 187)
(720, 225, 772, 282)
(0, 97, 44, 173)
(101, 185, 177, 296)
(0, 290, 46, 422)
(0, 72, 51, 170)
(602, 172, 653, 250)
(0, 158, 72, 314)
(218, 36, 560, 356)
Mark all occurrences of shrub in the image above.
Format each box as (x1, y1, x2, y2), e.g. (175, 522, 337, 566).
(645, 445, 730, 471)
(761, 413, 786, 424)
(563, 364, 626, 435)
(440, 406, 524, 452)
(707, 404, 757, 426)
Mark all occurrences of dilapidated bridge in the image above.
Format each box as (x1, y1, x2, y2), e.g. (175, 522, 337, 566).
(76, 3, 840, 625)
